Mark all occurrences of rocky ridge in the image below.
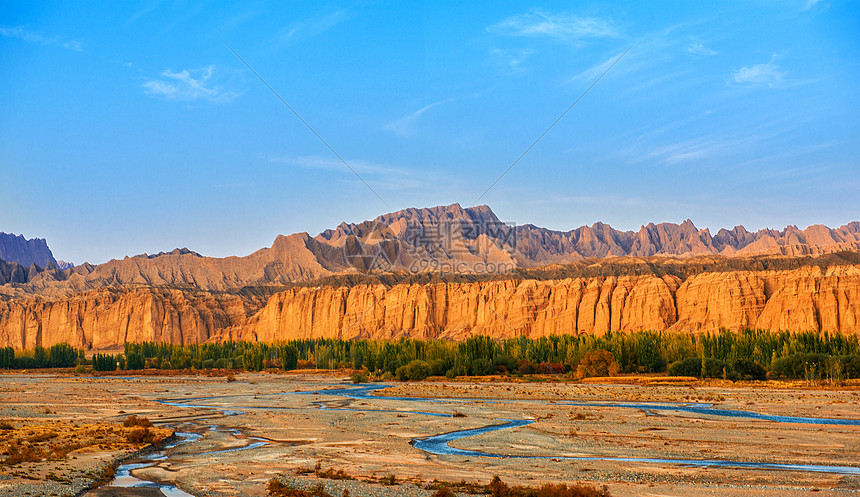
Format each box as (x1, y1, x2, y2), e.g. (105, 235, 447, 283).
(3, 205, 860, 349)
(2, 255, 860, 350)
(5, 204, 860, 298)
(0, 232, 59, 269)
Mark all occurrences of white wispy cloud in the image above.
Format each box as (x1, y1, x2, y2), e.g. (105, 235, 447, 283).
(568, 51, 620, 83)
(1, 26, 83, 51)
(643, 131, 787, 166)
(142, 66, 238, 103)
(0, 26, 50, 43)
(126, 0, 163, 25)
(272, 9, 351, 45)
(801, 0, 823, 11)
(63, 40, 83, 51)
(686, 42, 717, 56)
(490, 48, 534, 72)
(487, 10, 618, 42)
(272, 155, 432, 191)
(732, 59, 786, 87)
(273, 155, 401, 175)
(384, 98, 458, 137)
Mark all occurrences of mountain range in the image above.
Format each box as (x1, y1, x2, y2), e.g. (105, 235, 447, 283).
(2, 204, 860, 350)
(3, 203, 860, 298)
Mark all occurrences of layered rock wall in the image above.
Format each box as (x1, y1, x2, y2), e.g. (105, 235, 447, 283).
(2, 265, 859, 349)
(0, 288, 250, 350)
(227, 266, 860, 342)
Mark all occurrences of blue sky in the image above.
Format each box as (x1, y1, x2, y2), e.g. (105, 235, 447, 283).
(1, 1, 857, 264)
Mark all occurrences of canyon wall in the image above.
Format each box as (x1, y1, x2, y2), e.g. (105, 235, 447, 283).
(2, 264, 859, 349)
(0, 288, 254, 350)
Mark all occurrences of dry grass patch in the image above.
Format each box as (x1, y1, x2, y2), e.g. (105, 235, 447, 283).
(0, 418, 171, 466)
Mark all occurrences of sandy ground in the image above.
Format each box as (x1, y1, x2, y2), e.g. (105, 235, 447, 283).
(0, 372, 858, 496)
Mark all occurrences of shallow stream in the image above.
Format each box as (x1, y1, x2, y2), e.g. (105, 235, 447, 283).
(91, 381, 860, 496)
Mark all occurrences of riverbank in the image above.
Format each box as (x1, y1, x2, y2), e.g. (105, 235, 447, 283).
(0, 415, 172, 497)
(1, 373, 858, 496)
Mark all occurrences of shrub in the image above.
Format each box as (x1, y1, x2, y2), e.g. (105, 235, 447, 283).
(13, 356, 37, 369)
(125, 426, 154, 444)
(487, 475, 611, 497)
(123, 415, 153, 428)
(469, 358, 495, 376)
(428, 359, 448, 377)
(668, 357, 729, 378)
(769, 353, 829, 380)
(732, 359, 766, 381)
(575, 350, 620, 379)
(350, 372, 368, 383)
(395, 360, 431, 381)
(266, 480, 336, 497)
(668, 357, 701, 377)
(432, 488, 456, 497)
(517, 359, 534, 375)
(842, 355, 860, 379)
(701, 358, 729, 378)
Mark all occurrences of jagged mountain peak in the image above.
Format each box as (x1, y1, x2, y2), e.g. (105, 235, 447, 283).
(0, 232, 59, 269)
(4, 206, 860, 297)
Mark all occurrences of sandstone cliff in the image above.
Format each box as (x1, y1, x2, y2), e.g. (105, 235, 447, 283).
(4, 262, 860, 349)
(223, 265, 860, 342)
(0, 287, 263, 350)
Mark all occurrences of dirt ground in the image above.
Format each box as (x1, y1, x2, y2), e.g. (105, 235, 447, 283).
(1, 372, 858, 496)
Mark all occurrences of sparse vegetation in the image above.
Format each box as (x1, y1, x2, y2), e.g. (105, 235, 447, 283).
(426, 476, 611, 497)
(123, 415, 153, 428)
(0, 419, 170, 466)
(487, 475, 611, 497)
(295, 461, 354, 480)
(378, 474, 397, 485)
(268, 478, 338, 497)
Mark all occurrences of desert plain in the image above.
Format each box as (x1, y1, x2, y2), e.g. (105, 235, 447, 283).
(1, 371, 859, 497)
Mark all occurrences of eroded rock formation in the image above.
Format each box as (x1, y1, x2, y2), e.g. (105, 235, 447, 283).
(3, 264, 859, 349)
(0, 287, 262, 350)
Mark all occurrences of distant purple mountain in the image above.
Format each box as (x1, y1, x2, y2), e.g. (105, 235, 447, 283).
(0, 232, 61, 268)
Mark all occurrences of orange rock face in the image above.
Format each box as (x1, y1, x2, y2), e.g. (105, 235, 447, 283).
(2, 265, 860, 350)
(226, 267, 860, 342)
(0, 288, 253, 350)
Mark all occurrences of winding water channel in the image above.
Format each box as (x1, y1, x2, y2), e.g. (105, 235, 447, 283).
(92, 381, 860, 495)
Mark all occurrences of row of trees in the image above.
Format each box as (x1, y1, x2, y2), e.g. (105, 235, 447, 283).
(0, 344, 81, 369)
(2, 330, 859, 381)
(118, 329, 860, 381)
